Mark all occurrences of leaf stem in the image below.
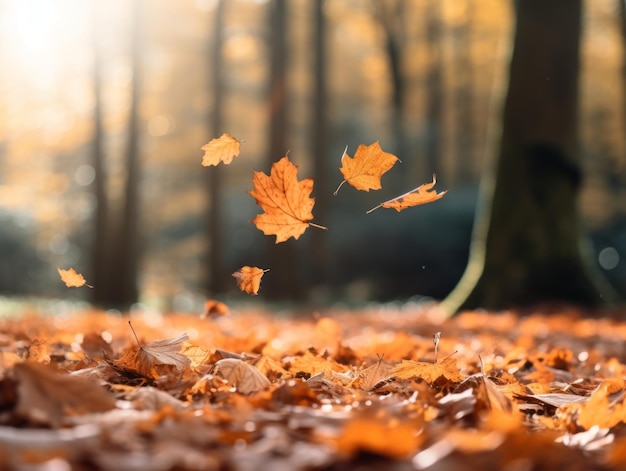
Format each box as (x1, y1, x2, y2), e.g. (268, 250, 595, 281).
(309, 222, 328, 231)
(366, 204, 382, 214)
(128, 321, 143, 348)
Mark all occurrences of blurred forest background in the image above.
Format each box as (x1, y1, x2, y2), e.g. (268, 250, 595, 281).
(0, 0, 624, 312)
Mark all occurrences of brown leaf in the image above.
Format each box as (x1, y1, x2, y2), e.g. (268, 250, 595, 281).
(201, 133, 241, 166)
(334, 141, 400, 194)
(57, 267, 93, 288)
(232, 266, 268, 295)
(367, 174, 447, 213)
(14, 362, 116, 427)
(248, 155, 327, 243)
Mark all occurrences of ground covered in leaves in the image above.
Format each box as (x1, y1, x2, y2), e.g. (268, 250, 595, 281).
(1, 303, 626, 470)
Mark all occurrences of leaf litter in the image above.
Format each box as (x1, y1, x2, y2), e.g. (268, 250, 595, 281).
(1, 306, 626, 470)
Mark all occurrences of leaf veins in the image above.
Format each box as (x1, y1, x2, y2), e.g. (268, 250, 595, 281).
(334, 141, 400, 195)
(248, 155, 327, 243)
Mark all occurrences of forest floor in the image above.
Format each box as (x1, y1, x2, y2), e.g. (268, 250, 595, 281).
(0, 301, 626, 470)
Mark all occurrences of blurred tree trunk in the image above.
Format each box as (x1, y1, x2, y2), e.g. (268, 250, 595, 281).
(442, 0, 613, 314)
(206, 0, 226, 295)
(112, 0, 142, 308)
(377, 0, 408, 177)
(309, 0, 330, 290)
(89, 1, 111, 307)
(90, 0, 142, 309)
(453, 0, 475, 184)
(424, 0, 443, 176)
(264, 0, 303, 299)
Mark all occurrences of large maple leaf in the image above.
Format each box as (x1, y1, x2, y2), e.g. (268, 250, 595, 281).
(249, 155, 326, 243)
(334, 141, 400, 194)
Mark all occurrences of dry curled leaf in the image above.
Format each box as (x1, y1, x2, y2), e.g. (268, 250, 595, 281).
(57, 267, 93, 288)
(212, 358, 271, 394)
(232, 266, 268, 295)
(248, 155, 327, 243)
(334, 141, 400, 194)
(367, 174, 447, 213)
(126, 324, 191, 378)
(201, 133, 241, 166)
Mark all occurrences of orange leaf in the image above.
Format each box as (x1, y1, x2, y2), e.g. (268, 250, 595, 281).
(367, 174, 447, 213)
(248, 155, 326, 243)
(232, 266, 268, 295)
(334, 141, 400, 194)
(57, 267, 93, 288)
(201, 133, 241, 166)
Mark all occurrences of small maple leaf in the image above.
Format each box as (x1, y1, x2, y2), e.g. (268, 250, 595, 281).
(201, 133, 241, 166)
(334, 141, 400, 195)
(232, 266, 269, 295)
(248, 155, 327, 243)
(367, 174, 447, 213)
(57, 267, 93, 288)
(128, 322, 191, 378)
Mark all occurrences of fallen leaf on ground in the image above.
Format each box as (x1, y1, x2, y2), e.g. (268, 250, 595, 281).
(57, 267, 93, 288)
(232, 266, 268, 295)
(391, 356, 463, 384)
(334, 142, 400, 194)
(202, 299, 230, 318)
(248, 155, 327, 243)
(124, 324, 191, 378)
(367, 174, 447, 213)
(201, 133, 241, 166)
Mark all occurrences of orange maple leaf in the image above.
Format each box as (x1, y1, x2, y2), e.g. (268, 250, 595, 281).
(367, 174, 447, 213)
(232, 266, 269, 295)
(334, 141, 400, 194)
(57, 267, 93, 288)
(248, 155, 327, 243)
(201, 133, 241, 166)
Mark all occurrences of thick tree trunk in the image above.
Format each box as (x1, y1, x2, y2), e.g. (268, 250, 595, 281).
(264, 0, 303, 299)
(206, 0, 226, 295)
(89, 2, 111, 307)
(309, 0, 330, 291)
(442, 0, 612, 313)
(112, 0, 142, 308)
(424, 0, 443, 176)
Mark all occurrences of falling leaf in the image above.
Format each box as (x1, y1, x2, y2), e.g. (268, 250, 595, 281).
(212, 358, 271, 394)
(248, 155, 327, 243)
(127, 323, 191, 378)
(334, 141, 400, 194)
(14, 362, 116, 427)
(201, 133, 241, 166)
(57, 267, 93, 288)
(367, 174, 447, 213)
(232, 266, 268, 295)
